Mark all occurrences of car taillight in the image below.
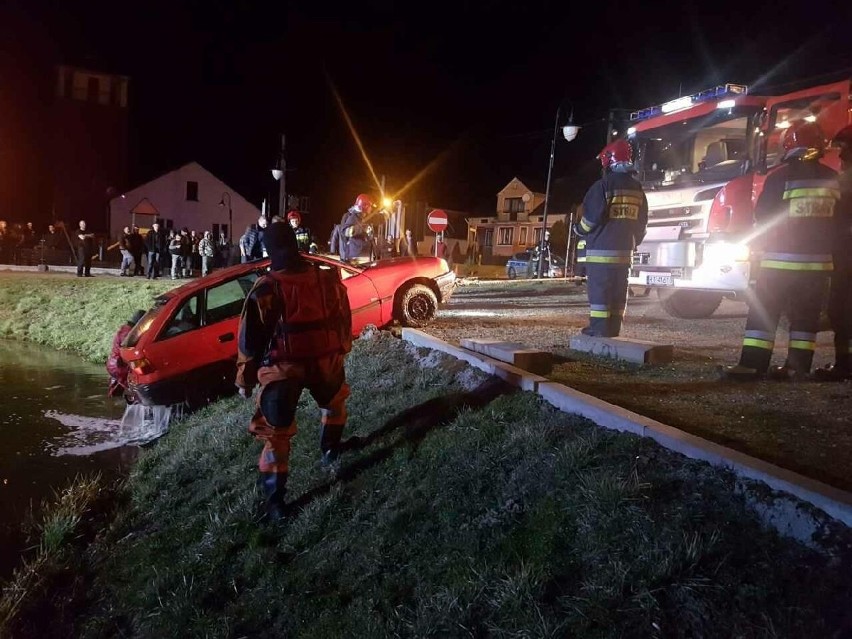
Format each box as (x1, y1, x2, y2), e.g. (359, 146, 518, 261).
(128, 358, 153, 375)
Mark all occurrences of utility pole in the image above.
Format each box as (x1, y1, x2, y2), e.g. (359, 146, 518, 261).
(278, 134, 286, 217)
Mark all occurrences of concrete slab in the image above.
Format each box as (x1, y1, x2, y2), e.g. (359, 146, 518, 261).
(403, 329, 547, 392)
(460, 338, 553, 374)
(569, 334, 674, 365)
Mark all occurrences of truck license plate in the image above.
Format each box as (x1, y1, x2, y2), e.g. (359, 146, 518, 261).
(646, 273, 673, 286)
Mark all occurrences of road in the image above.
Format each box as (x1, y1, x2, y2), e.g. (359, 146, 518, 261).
(422, 278, 852, 492)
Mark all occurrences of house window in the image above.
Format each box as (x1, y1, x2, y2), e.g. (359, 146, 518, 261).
(504, 197, 524, 213)
(519, 226, 528, 246)
(533, 228, 545, 245)
(483, 229, 494, 247)
(497, 227, 514, 246)
(186, 181, 199, 201)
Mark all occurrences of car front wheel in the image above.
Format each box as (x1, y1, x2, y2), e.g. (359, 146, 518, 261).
(507, 267, 517, 279)
(397, 283, 438, 328)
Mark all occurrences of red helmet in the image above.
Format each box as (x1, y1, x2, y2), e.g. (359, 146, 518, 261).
(354, 193, 374, 213)
(781, 120, 825, 161)
(597, 139, 634, 171)
(286, 210, 302, 226)
(832, 124, 852, 163)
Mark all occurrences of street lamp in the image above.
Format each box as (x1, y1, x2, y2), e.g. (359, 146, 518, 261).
(537, 102, 580, 278)
(218, 192, 233, 241)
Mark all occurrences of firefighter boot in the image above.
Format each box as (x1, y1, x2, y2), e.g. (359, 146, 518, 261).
(320, 423, 345, 466)
(718, 364, 761, 382)
(258, 472, 288, 523)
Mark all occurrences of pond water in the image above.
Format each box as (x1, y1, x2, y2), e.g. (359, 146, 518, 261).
(0, 340, 140, 580)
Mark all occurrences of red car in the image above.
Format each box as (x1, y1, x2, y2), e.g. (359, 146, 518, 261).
(120, 254, 456, 407)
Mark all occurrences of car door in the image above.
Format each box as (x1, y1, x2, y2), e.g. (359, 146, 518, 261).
(201, 271, 261, 363)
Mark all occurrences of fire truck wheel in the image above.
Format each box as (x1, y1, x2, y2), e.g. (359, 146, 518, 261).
(657, 289, 723, 319)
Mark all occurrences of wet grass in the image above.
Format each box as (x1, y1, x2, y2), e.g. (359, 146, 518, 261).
(3, 332, 850, 638)
(0, 272, 173, 362)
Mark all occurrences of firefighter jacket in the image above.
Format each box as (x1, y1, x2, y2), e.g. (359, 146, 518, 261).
(835, 167, 852, 263)
(577, 172, 648, 266)
(294, 226, 312, 252)
(236, 262, 353, 390)
(339, 207, 371, 261)
(753, 160, 840, 272)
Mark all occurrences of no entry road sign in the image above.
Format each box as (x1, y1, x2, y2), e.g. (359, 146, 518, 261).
(427, 209, 448, 233)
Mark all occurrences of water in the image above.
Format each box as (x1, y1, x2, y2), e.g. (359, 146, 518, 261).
(0, 340, 141, 580)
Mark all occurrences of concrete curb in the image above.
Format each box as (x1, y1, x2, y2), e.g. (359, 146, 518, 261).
(401, 328, 852, 531)
(0, 264, 121, 276)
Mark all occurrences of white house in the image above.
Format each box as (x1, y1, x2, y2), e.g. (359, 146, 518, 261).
(108, 161, 260, 241)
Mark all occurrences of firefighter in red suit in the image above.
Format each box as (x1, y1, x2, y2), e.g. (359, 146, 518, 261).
(236, 221, 353, 521)
(573, 138, 648, 337)
(722, 120, 841, 381)
(107, 309, 145, 397)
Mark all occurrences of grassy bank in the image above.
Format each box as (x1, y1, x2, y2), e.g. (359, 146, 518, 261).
(4, 331, 851, 637)
(0, 272, 174, 362)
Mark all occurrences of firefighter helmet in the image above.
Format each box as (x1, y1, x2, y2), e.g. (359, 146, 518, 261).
(354, 193, 374, 213)
(597, 139, 634, 172)
(832, 124, 852, 163)
(781, 120, 826, 161)
(286, 210, 302, 227)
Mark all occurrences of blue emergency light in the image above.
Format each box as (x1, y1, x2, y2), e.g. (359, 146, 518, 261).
(629, 84, 749, 122)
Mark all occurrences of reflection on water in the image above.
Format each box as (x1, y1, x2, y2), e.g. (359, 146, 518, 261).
(0, 339, 139, 580)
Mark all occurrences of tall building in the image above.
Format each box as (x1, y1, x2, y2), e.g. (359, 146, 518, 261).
(51, 65, 129, 230)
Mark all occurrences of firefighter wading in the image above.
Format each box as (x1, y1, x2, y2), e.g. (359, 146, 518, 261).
(723, 120, 841, 381)
(236, 221, 353, 522)
(575, 139, 649, 337)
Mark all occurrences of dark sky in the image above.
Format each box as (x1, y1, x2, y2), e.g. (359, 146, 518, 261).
(4, 0, 852, 236)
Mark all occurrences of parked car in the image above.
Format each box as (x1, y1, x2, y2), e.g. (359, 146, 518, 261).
(121, 254, 456, 407)
(505, 250, 565, 279)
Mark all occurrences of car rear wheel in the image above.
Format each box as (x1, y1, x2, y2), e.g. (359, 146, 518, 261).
(397, 283, 438, 328)
(657, 289, 724, 319)
(507, 267, 518, 279)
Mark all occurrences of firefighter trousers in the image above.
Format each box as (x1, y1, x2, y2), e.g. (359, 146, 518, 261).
(828, 259, 852, 370)
(248, 354, 350, 476)
(738, 269, 828, 374)
(584, 263, 629, 337)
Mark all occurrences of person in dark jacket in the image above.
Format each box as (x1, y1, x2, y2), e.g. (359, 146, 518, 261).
(574, 139, 648, 337)
(236, 221, 353, 522)
(129, 226, 146, 275)
(722, 120, 840, 381)
(814, 125, 852, 380)
(119, 226, 134, 276)
(399, 228, 419, 257)
(76, 220, 96, 277)
(145, 221, 166, 279)
(339, 193, 375, 264)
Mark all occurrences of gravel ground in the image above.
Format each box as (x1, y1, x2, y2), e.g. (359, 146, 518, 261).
(422, 278, 852, 493)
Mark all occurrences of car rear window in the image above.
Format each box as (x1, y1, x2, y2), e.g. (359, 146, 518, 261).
(122, 299, 169, 348)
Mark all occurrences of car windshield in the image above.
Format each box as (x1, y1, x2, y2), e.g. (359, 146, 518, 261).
(123, 297, 170, 347)
(632, 106, 760, 189)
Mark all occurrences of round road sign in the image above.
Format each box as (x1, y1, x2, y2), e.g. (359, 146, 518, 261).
(427, 209, 448, 233)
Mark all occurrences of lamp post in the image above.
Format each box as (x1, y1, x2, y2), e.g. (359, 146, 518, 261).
(271, 133, 286, 219)
(537, 102, 580, 278)
(217, 191, 233, 241)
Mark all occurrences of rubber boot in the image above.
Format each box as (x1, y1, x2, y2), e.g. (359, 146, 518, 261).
(258, 472, 288, 522)
(320, 424, 345, 466)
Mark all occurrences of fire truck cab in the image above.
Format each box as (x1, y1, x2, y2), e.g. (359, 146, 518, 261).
(626, 79, 852, 318)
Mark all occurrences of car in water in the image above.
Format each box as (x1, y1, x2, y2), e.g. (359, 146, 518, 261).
(121, 254, 456, 407)
(505, 250, 566, 279)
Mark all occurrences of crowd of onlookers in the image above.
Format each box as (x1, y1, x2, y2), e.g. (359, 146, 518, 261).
(0, 220, 68, 264)
(118, 223, 237, 279)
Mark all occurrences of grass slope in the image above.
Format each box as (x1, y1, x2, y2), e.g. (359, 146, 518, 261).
(20, 333, 840, 638)
(0, 272, 173, 362)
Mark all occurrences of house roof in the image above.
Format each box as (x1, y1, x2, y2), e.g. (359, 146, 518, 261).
(497, 176, 547, 196)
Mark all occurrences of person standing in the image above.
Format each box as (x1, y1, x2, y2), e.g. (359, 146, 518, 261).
(168, 229, 183, 279)
(287, 210, 313, 252)
(251, 215, 269, 260)
(129, 225, 146, 275)
(119, 226, 134, 276)
(235, 222, 353, 522)
(722, 121, 840, 381)
(145, 221, 165, 279)
(76, 220, 95, 277)
(198, 230, 215, 276)
(382, 234, 396, 259)
(339, 193, 375, 264)
(399, 228, 419, 257)
(573, 139, 648, 337)
(813, 125, 852, 380)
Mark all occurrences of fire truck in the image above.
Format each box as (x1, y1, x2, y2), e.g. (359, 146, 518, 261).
(626, 78, 851, 318)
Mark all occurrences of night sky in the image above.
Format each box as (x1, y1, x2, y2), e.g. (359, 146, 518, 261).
(3, 0, 852, 237)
